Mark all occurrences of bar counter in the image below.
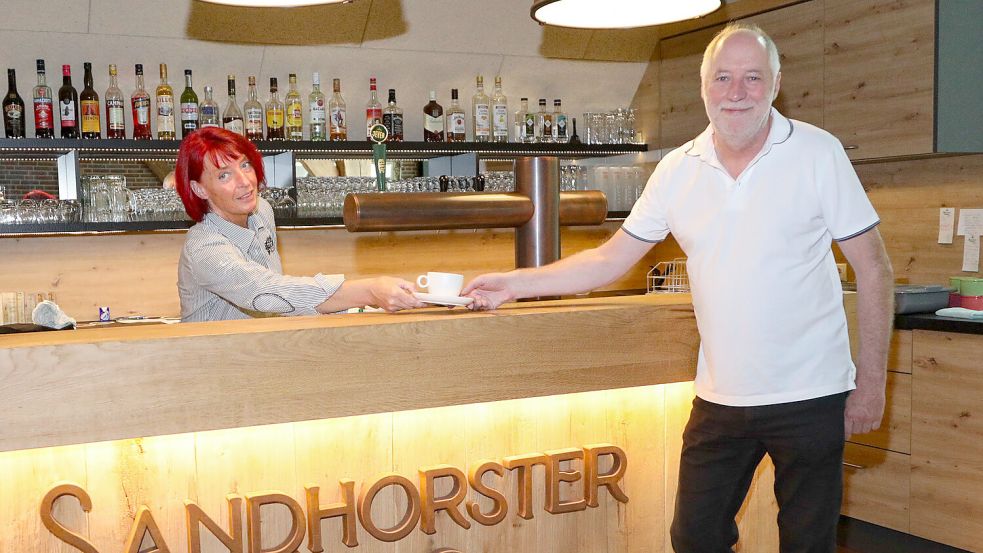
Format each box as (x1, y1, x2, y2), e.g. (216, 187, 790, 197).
(0, 294, 699, 454)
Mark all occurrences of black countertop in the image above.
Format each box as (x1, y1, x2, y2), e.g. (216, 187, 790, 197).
(894, 313, 983, 335)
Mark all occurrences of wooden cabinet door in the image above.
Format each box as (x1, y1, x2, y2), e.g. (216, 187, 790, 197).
(657, 0, 825, 150)
(842, 442, 911, 533)
(910, 330, 983, 551)
(824, 0, 935, 159)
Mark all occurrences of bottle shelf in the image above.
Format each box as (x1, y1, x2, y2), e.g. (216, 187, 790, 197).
(0, 138, 647, 160)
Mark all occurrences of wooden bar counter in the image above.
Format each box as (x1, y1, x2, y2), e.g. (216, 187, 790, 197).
(0, 294, 698, 454)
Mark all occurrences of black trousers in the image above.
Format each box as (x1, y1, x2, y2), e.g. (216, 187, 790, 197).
(670, 392, 848, 553)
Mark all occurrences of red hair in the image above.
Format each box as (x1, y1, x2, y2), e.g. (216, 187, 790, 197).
(175, 127, 266, 222)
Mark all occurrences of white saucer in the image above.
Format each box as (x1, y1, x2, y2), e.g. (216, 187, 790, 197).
(413, 292, 474, 307)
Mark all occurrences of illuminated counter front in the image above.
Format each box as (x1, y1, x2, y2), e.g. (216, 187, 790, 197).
(0, 295, 779, 552)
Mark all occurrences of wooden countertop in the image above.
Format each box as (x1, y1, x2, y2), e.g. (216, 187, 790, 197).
(0, 294, 699, 453)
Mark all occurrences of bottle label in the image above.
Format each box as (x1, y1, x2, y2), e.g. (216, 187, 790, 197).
(81, 100, 100, 133)
(181, 102, 199, 122)
(542, 115, 553, 135)
(492, 104, 508, 137)
(246, 107, 263, 134)
(5, 104, 24, 136)
(156, 96, 174, 132)
(556, 114, 568, 138)
(266, 107, 283, 129)
(365, 107, 382, 137)
(524, 113, 535, 137)
(330, 107, 346, 134)
(133, 97, 150, 125)
(286, 101, 303, 128)
(200, 105, 218, 124)
(474, 103, 490, 136)
(223, 118, 244, 135)
(107, 98, 125, 131)
(450, 112, 466, 134)
(5, 104, 23, 121)
(382, 113, 403, 138)
(310, 99, 325, 124)
(34, 97, 53, 130)
(59, 99, 76, 127)
(424, 114, 444, 134)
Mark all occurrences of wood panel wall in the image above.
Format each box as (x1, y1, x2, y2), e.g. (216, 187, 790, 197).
(0, 223, 669, 321)
(0, 384, 779, 553)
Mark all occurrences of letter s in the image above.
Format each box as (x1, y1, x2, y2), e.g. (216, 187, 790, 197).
(39, 482, 99, 553)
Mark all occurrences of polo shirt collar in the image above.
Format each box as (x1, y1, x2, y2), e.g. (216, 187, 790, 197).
(204, 208, 263, 252)
(684, 107, 794, 163)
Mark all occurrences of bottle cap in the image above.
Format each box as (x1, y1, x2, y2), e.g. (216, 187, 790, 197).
(62, 64, 71, 76)
(36, 59, 45, 72)
(185, 69, 192, 76)
(451, 88, 458, 100)
(136, 64, 144, 74)
(312, 72, 320, 85)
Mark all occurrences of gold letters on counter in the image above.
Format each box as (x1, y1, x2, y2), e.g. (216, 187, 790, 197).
(38, 443, 627, 552)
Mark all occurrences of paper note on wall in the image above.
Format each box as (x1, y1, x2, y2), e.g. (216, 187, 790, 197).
(939, 207, 955, 244)
(956, 208, 983, 272)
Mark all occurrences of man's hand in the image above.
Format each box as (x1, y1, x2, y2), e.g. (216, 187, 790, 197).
(844, 380, 885, 439)
(462, 273, 516, 311)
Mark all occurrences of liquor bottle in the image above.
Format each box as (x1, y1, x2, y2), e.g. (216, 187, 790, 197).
(553, 99, 568, 143)
(423, 90, 444, 143)
(536, 98, 552, 143)
(32, 60, 54, 139)
(285, 73, 303, 141)
(446, 88, 466, 142)
(471, 75, 490, 142)
(265, 77, 285, 140)
(309, 72, 326, 141)
(180, 69, 199, 138)
(131, 64, 152, 140)
(199, 86, 220, 128)
(3, 69, 26, 138)
(522, 99, 536, 144)
(382, 89, 403, 142)
(568, 117, 582, 144)
(243, 76, 264, 140)
(80, 63, 100, 139)
(155, 64, 175, 139)
(491, 76, 508, 143)
(222, 75, 244, 135)
(514, 97, 528, 142)
(365, 77, 382, 140)
(105, 64, 126, 139)
(58, 65, 79, 139)
(328, 78, 346, 141)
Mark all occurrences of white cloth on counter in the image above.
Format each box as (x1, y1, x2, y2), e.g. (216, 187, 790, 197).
(935, 307, 983, 320)
(32, 300, 77, 330)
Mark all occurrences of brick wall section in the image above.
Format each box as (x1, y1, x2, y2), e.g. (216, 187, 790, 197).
(0, 160, 166, 200)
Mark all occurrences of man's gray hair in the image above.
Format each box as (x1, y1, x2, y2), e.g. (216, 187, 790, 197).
(700, 22, 781, 84)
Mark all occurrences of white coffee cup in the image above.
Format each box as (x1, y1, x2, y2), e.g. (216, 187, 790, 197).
(416, 272, 464, 297)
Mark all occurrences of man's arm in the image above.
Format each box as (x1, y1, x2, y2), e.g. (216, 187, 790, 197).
(462, 229, 656, 310)
(837, 227, 894, 438)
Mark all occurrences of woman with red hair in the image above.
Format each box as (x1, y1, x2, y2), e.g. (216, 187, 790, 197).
(175, 127, 422, 322)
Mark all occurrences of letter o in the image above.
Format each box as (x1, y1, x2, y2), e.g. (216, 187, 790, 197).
(358, 473, 422, 542)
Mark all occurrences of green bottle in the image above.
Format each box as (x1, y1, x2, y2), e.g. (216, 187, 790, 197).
(180, 69, 199, 138)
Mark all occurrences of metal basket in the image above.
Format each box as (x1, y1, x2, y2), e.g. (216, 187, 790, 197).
(647, 258, 689, 294)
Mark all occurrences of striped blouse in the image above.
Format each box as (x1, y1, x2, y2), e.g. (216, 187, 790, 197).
(177, 198, 344, 322)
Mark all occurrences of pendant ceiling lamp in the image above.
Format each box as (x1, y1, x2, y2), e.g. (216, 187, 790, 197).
(198, 0, 351, 7)
(531, 0, 721, 29)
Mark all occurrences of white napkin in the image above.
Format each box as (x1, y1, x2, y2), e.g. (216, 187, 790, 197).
(935, 307, 983, 320)
(32, 300, 77, 329)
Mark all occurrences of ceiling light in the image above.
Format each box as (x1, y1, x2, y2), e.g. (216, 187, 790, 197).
(198, 0, 352, 7)
(531, 0, 721, 29)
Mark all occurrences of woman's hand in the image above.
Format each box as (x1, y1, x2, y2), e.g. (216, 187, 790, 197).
(364, 276, 426, 312)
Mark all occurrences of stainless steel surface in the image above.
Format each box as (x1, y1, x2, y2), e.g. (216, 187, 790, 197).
(515, 156, 559, 269)
(344, 192, 533, 232)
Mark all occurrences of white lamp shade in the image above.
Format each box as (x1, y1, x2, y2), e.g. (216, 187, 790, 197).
(198, 0, 349, 7)
(531, 0, 721, 29)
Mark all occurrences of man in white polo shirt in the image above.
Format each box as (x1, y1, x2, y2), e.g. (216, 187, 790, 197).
(463, 22, 894, 552)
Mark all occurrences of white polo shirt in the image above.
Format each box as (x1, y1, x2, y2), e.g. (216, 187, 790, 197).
(622, 109, 879, 406)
